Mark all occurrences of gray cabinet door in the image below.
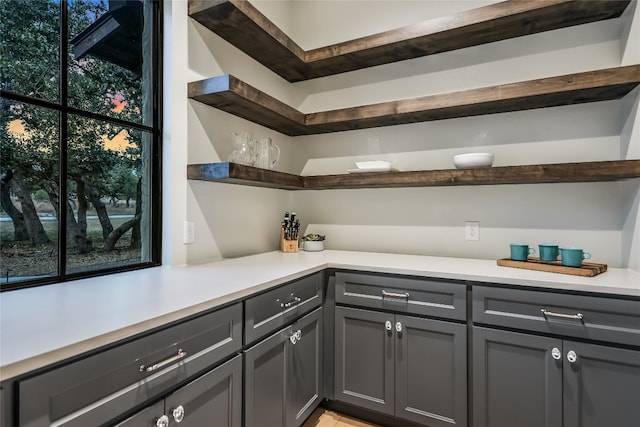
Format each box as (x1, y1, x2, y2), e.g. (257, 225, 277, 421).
(473, 326, 563, 427)
(245, 308, 324, 427)
(334, 306, 394, 415)
(289, 308, 323, 427)
(563, 340, 640, 427)
(165, 354, 242, 427)
(395, 315, 467, 427)
(244, 327, 290, 427)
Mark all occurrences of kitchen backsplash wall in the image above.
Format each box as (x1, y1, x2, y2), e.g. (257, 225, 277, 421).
(166, 0, 640, 270)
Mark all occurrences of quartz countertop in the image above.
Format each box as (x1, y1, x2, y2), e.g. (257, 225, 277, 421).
(1, 250, 639, 382)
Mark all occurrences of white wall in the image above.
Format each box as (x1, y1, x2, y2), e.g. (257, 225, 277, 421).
(166, 0, 640, 269)
(164, 0, 297, 265)
(620, 1, 640, 272)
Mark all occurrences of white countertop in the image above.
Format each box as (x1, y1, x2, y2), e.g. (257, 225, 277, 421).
(1, 250, 639, 382)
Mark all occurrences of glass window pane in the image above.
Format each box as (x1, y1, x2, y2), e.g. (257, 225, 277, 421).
(65, 115, 151, 274)
(0, 0, 61, 102)
(68, 0, 153, 126)
(1, 102, 60, 285)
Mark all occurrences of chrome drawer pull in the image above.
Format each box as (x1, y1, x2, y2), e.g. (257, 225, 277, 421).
(541, 309, 584, 321)
(280, 295, 301, 308)
(382, 290, 410, 299)
(140, 348, 187, 372)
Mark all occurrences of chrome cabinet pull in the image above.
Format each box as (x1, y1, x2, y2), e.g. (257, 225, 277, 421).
(280, 295, 301, 308)
(289, 329, 302, 344)
(382, 290, 410, 299)
(140, 348, 187, 372)
(551, 347, 562, 360)
(385, 320, 392, 331)
(567, 350, 578, 363)
(395, 322, 403, 333)
(172, 405, 185, 423)
(156, 415, 170, 427)
(541, 308, 584, 321)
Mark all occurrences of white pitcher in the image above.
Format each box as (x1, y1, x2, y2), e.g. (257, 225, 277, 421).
(252, 137, 280, 169)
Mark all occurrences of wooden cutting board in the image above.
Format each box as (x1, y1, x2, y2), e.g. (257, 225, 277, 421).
(497, 257, 607, 277)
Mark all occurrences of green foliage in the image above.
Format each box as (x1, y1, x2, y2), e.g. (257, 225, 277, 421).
(106, 163, 139, 203)
(1, 0, 148, 251)
(33, 189, 50, 202)
(301, 234, 326, 241)
(0, 0, 60, 100)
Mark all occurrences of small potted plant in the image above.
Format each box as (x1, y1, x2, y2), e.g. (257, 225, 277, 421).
(301, 234, 325, 252)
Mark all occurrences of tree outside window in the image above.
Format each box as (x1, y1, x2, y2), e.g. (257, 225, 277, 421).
(0, 0, 161, 290)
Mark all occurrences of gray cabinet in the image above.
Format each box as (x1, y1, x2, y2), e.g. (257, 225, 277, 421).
(335, 306, 467, 427)
(333, 271, 468, 427)
(244, 307, 323, 427)
(115, 354, 242, 427)
(473, 326, 640, 427)
(244, 272, 323, 345)
(17, 303, 243, 427)
(473, 286, 640, 427)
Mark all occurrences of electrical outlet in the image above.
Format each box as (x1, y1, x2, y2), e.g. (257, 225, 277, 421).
(184, 221, 195, 244)
(465, 221, 480, 241)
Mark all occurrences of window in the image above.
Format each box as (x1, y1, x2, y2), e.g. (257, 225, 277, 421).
(0, 0, 162, 290)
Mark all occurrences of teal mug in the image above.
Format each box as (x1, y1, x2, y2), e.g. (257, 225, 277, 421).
(559, 247, 591, 267)
(539, 244, 559, 262)
(510, 243, 535, 261)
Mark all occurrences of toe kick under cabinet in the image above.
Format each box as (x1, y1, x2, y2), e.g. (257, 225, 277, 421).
(333, 271, 468, 427)
(16, 303, 243, 427)
(472, 286, 640, 427)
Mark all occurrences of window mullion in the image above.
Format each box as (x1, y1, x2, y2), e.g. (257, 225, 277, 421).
(59, 0, 69, 278)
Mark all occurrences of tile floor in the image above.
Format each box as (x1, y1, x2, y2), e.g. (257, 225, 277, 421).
(301, 408, 381, 427)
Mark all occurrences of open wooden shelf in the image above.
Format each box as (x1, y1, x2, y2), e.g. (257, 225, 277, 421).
(187, 160, 640, 190)
(187, 2, 640, 193)
(188, 66, 640, 136)
(188, 0, 630, 82)
(187, 162, 304, 190)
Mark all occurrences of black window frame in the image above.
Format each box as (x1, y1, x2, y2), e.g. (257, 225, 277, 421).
(0, 0, 163, 291)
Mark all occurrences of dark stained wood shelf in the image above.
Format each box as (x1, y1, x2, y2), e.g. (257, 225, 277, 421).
(188, 66, 640, 136)
(188, 0, 630, 82)
(188, 74, 309, 136)
(187, 160, 640, 190)
(187, 162, 304, 190)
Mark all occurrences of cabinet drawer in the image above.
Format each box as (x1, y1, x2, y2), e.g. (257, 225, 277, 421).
(473, 286, 640, 347)
(244, 272, 323, 344)
(335, 272, 466, 321)
(18, 303, 242, 427)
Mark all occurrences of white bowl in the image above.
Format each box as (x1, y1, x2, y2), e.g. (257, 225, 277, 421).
(355, 160, 392, 170)
(453, 153, 495, 169)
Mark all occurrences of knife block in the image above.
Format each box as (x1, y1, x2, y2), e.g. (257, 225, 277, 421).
(280, 230, 298, 253)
